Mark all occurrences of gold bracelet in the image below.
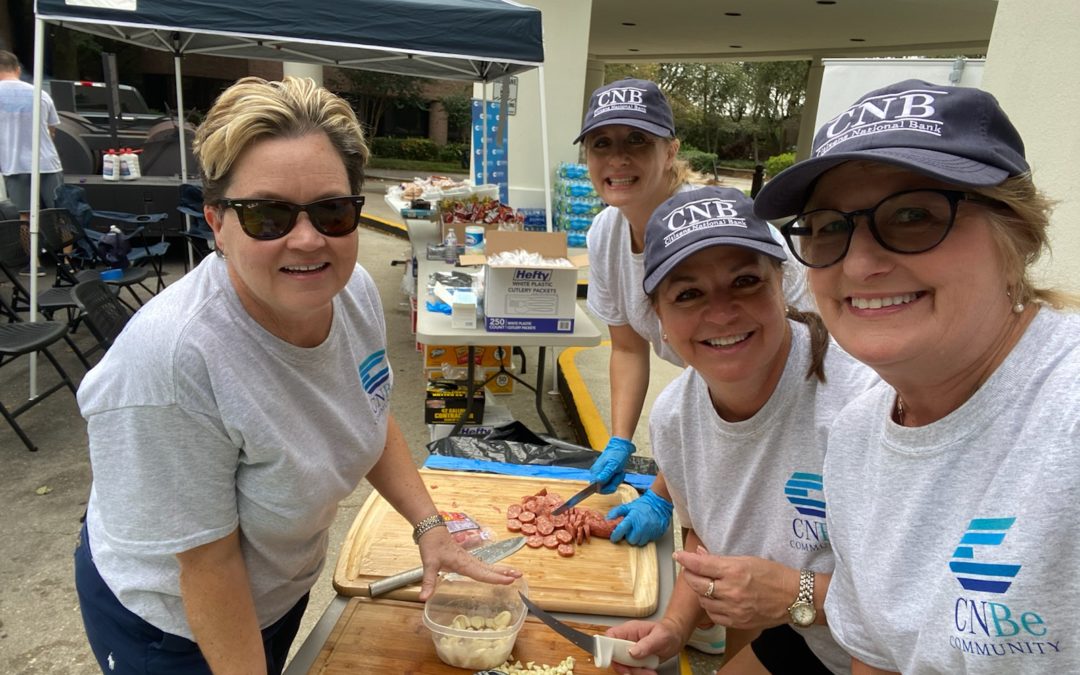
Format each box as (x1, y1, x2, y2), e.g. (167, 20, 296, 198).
(412, 513, 446, 544)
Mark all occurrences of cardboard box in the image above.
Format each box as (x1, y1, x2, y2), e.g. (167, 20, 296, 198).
(424, 380, 485, 424)
(460, 231, 587, 333)
(424, 366, 515, 396)
(423, 344, 511, 369)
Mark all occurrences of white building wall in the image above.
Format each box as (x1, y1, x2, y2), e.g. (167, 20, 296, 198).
(983, 0, 1080, 292)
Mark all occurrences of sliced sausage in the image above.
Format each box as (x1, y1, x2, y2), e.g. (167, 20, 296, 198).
(557, 544, 575, 557)
(526, 535, 544, 548)
(543, 534, 560, 549)
(518, 511, 536, 523)
(555, 529, 573, 544)
(506, 504, 522, 519)
(506, 518, 522, 532)
(520, 522, 537, 535)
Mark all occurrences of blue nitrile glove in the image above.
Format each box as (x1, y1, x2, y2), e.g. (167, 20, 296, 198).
(590, 436, 635, 494)
(607, 489, 673, 546)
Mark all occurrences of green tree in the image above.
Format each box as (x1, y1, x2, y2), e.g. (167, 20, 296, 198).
(439, 92, 472, 143)
(335, 69, 427, 137)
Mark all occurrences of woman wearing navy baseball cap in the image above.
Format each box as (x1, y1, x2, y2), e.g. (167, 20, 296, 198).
(605, 186, 877, 673)
(755, 80, 1080, 673)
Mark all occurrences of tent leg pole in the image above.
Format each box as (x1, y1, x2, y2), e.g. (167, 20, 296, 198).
(174, 53, 195, 271)
(537, 66, 553, 234)
(28, 17, 47, 398)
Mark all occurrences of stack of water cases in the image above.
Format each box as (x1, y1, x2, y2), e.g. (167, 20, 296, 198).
(554, 162, 604, 248)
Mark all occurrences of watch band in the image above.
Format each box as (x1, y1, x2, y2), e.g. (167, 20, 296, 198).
(796, 568, 815, 604)
(411, 513, 446, 544)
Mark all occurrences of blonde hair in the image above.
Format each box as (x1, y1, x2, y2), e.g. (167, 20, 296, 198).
(970, 174, 1080, 310)
(194, 76, 369, 203)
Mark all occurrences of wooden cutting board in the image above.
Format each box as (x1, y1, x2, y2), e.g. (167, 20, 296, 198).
(333, 470, 658, 617)
(309, 598, 620, 674)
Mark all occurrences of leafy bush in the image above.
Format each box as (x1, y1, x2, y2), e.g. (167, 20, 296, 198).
(765, 152, 796, 178)
(678, 149, 718, 173)
(399, 137, 440, 161)
(369, 136, 402, 158)
(437, 143, 468, 164)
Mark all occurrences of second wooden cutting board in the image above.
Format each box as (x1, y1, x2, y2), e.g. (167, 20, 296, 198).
(333, 470, 659, 617)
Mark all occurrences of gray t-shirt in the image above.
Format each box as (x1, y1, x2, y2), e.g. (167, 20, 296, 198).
(78, 254, 393, 639)
(651, 321, 879, 673)
(824, 309, 1080, 674)
(586, 201, 684, 365)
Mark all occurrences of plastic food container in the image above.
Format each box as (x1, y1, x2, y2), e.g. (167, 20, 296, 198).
(422, 574, 528, 670)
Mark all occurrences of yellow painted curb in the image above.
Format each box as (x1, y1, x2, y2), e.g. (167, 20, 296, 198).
(557, 340, 611, 451)
(360, 214, 408, 238)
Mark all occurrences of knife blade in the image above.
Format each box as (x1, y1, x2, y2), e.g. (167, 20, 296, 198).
(518, 592, 660, 669)
(550, 481, 601, 516)
(368, 536, 526, 597)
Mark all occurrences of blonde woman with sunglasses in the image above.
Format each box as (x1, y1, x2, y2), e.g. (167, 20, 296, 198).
(73, 77, 519, 675)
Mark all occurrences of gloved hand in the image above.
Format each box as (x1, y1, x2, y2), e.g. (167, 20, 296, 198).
(607, 489, 673, 546)
(589, 436, 635, 494)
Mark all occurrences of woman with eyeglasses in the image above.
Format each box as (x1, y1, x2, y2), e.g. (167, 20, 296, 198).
(604, 186, 877, 675)
(755, 80, 1080, 674)
(73, 77, 520, 675)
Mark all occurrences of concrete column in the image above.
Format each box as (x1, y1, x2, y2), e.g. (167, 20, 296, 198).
(282, 62, 323, 85)
(795, 56, 824, 162)
(583, 59, 606, 122)
(477, 0, 593, 208)
(983, 0, 1080, 290)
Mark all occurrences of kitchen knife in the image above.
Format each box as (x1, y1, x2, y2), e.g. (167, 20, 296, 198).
(518, 592, 660, 669)
(550, 481, 601, 516)
(368, 536, 526, 597)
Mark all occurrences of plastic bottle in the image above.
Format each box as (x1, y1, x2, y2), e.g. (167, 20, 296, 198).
(444, 228, 458, 264)
(102, 149, 118, 181)
(121, 147, 141, 180)
(118, 148, 133, 181)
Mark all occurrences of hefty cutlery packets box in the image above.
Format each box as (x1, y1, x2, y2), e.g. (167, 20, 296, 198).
(460, 231, 587, 333)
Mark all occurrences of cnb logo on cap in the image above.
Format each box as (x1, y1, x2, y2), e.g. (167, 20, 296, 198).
(817, 87, 947, 157)
(660, 197, 747, 247)
(594, 86, 649, 117)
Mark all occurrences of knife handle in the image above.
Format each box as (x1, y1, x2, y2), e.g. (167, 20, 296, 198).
(368, 565, 423, 597)
(593, 635, 660, 669)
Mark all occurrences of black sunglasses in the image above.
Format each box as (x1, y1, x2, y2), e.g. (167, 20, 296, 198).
(780, 188, 999, 268)
(217, 195, 366, 240)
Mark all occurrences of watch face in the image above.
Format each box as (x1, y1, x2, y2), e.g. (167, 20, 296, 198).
(790, 601, 816, 627)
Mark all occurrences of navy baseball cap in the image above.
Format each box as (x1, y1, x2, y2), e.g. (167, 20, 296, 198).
(574, 78, 676, 144)
(754, 79, 1030, 219)
(643, 186, 786, 295)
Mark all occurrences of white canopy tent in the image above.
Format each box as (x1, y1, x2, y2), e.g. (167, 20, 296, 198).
(24, 0, 551, 394)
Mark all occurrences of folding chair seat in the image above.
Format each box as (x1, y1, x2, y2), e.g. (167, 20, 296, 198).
(0, 219, 92, 369)
(72, 279, 133, 352)
(177, 183, 214, 269)
(0, 297, 80, 452)
(37, 207, 152, 309)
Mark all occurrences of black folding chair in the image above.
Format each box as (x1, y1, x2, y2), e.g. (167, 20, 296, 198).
(0, 219, 92, 370)
(0, 292, 81, 451)
(72, 279, 133, 352)
(37, 207, 152, 309)
(177, 183, 215, 269)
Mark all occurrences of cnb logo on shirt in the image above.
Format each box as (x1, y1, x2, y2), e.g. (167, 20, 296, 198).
(358, 349, 391, 414)
(660, 198, 747, 247)
(949, 517, 1057, 659)
(816, 87, 946, 157)
(594, 86, 647, 116)
(784, 472, 828, 552)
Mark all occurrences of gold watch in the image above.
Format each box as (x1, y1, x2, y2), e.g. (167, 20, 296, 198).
(787, 569, 816, 627)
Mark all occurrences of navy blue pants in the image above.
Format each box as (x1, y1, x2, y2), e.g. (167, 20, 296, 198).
(74, 524, 308, 674)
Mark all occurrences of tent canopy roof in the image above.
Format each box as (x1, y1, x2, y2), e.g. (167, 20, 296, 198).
(35, 0, 544, 81)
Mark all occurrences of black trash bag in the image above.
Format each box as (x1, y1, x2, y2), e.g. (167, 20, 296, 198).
(426, 421, 658, 476)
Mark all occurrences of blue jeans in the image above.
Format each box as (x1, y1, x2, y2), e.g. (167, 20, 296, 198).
(74, 524, 308, 674)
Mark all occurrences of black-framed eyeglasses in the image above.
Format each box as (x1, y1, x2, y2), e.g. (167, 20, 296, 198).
(780, 189, 997, 268)
(217, 195, 366, 240)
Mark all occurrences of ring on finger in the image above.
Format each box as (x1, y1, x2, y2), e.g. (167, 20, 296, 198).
(703, 580, 715, 600)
